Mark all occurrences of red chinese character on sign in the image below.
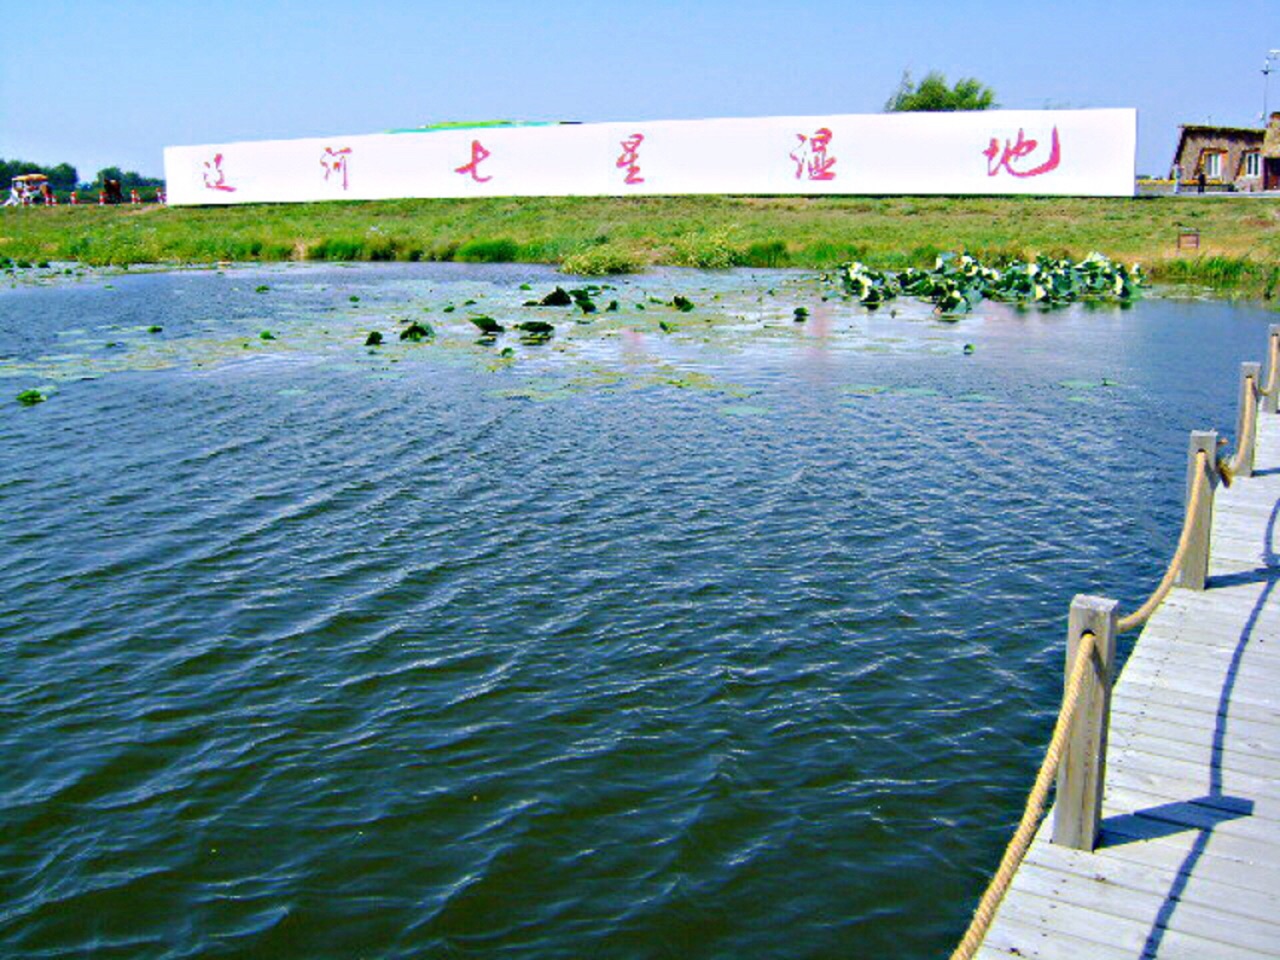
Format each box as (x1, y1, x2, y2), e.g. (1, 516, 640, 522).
(983, 127, 1061, 178)
(321, 147, 352, 190)
(455, 140, 492, 183)
(617, 133, 645, 185)
(202, 153, 236, 192)
(790, 127, 837, 181)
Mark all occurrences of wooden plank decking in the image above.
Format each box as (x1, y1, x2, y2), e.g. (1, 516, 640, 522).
(976, 413, 1280, 959)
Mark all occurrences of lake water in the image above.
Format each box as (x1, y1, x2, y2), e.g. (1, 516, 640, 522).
(1, 263, 1272, 959)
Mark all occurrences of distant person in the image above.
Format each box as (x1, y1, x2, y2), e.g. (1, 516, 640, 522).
(3, 183, 19, 207)
(1172, 166, 1180, 195)
(130, 188, 140, 204)
(69, 190, 79, 205)
(40, 183, 55, 205)
(1197, 171, 1206, 194)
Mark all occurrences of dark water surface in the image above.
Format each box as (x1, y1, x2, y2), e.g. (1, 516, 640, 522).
(0, 264, 1272, 959)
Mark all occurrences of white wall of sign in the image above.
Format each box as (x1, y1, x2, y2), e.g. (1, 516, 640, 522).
(163, 108, 1136, 205)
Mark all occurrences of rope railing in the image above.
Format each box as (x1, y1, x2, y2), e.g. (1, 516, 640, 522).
(949, 630, 1098, 960)
(1224, 375, 1258, 480)
(1257, 333, 1280, 399)
(1115, 449, 1210, 633)
(949, 331, 1280, 959)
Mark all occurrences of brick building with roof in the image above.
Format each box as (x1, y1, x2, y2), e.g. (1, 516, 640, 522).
(1170, 113, 1280, 191)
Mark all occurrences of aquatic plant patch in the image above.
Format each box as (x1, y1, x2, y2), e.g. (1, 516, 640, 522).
(538, 287, 573, 306)
(0, 263, 1146, 408)
(559, 244, 644, 276)
(399, 321, 434, 342)
(836, 252, 1143, 316)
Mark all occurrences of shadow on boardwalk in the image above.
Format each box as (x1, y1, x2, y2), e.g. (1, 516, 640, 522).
(1099, 496, 1280, 957)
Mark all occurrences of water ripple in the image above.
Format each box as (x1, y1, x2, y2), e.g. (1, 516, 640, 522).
(0, 264, 1263, 959)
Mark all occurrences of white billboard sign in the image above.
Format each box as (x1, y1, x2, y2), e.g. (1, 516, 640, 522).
(164, 108, 1136, 205)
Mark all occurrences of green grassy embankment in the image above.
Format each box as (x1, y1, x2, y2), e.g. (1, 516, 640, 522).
(2, 195, 1277, 298)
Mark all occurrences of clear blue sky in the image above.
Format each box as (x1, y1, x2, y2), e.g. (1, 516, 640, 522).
(1, 0, 1276, 181)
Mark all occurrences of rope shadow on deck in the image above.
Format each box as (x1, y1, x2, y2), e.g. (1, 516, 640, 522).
(1132, 494, 1278, 958)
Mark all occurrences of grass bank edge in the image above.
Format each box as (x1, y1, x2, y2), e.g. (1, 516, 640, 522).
(2, 196, 1276, 299)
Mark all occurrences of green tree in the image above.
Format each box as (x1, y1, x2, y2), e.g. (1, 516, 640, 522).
(885, 70, 997, 112)
(0, 157, 78, 189)
(48, 163, 78, 190)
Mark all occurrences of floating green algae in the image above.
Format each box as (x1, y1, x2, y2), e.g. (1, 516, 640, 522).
(1059, 378, 1118, 390)
(640, 365, 750, 395)
(890, 386, 942, 398)
(492, 386, 576, 402)
(1, 265, 1148, 408)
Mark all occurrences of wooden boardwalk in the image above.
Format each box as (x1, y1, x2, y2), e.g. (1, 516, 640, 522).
(976, 414, 1280, 959)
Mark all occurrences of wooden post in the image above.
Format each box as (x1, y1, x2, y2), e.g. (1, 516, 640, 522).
(1176, 430, 1218, 591)
(1053, 594, 1119, 852)
(1265, 326, 1280, 415)
(1235, 363, 1261, 479)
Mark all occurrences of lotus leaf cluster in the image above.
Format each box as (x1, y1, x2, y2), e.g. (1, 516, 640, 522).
(515, 320, 555, 343)
(399, 321, 434, 342)
(839, 252, 1143, 317)
(467, 313, 557, 346)
(526, 285, 606, 315)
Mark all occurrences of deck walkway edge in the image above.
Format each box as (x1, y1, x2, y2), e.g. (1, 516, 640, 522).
(974, 411, 1280, 958)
